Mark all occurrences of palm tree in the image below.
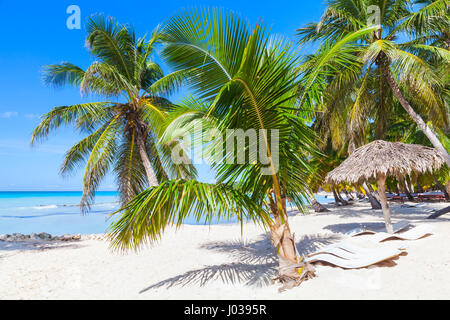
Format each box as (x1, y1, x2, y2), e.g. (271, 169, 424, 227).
(108, 9, 318, 290)
(297, 0, 450, 166)
(31, 15, 196, 211)
(386, 105, 450, 200)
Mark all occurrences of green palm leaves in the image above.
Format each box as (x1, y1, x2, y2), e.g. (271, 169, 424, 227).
(161, 9, 248, 100)
(109, 180, 272, 251)
(32, 15, 196, 211)
(297, 0, 449, 164)
(108, 9, 317, 252)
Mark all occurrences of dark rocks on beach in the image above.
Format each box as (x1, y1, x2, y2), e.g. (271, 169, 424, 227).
(11, 233, 30, 240)
(30, 233, 40, 240)
(57, 234, 81, 241)
(38, 232, 52, 240)
(0, 234, 10, 241)
(0, 232, 83, 242)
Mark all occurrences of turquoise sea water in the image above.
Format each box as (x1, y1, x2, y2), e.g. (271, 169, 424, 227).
(0, 191, 333, 235)
(0, 191, 119, 235)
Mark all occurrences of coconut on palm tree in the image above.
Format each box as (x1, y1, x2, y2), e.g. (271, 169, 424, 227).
(31, 15, 196, 211)
(297, 0, 450, 166)
(108, 9, 319, 290)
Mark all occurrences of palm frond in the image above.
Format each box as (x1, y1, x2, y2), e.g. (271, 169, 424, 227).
(31, 102, 110, 145)
(43, 62, 85, 87)
(108, 179, 272, 251)
(161, 8, 250, 101)
(81, 117, 122, 211)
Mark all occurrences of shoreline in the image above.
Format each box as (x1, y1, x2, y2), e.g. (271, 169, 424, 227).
(0, 196, 445, 239)
(1, 201, 449, 299)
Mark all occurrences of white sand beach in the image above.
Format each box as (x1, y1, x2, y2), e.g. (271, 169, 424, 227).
(1, 201, 449, 300)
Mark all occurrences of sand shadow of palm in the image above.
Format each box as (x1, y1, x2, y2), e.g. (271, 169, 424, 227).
(139, 233, 342, 293)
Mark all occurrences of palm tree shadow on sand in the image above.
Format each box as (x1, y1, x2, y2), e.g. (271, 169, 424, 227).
(139, 233, 342, 294)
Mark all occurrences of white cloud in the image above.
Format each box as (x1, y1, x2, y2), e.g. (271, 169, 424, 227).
(25, 113, 39, 119)
(0, 111, 18, 118)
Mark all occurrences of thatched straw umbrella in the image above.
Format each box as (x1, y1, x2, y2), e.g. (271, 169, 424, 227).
(325, 140, 445, 233)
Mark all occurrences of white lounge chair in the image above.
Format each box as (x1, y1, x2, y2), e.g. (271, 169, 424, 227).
(346, 220, 411, 236)
(304, 246, 403, 269)
(307, 241, 407, 259)
(369, 224, 433, 243)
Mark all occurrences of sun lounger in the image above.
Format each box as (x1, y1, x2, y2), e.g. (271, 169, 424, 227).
(369, 224, 433, 243)
(307, 241, 407, 259)
(304, 246, 403, 269)
(346, 220, 411, 236)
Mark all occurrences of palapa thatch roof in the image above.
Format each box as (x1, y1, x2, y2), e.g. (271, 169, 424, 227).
(325, 140, 445, 185)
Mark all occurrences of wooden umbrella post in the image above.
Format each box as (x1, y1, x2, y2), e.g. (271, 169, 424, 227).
(377, 173, 394, 234)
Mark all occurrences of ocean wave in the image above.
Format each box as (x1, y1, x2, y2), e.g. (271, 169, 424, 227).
(32, 205, 59, 210)
(0, 210, 113, 219)
(8, 204, 67, 211)
(4, 202, 119, 211)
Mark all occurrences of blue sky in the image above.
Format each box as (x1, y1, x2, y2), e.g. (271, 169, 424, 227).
(0, 0, 325, 191)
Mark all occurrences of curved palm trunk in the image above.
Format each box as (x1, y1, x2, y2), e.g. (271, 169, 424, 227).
(400, 176, 414, 201)
(434, 178, 450, 202)
(135, 129, 159, 187)
(310, 196, 330, 212)
(343, 189, 354, 201)
(407, 175, 415, 194)
(268, 194, 315, 291)
(332, 188, 349, 205)
(362, 183, 382, 209)
(381, 62, 450, 167)
(337, 190, 349, 204)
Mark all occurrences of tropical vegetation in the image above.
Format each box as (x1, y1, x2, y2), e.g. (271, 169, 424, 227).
(31, 15, 196, 211)
(32, 0, 449, 290)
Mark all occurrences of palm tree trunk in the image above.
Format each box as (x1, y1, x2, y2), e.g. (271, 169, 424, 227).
(332, 188, 349, 205)
(332, 189, 340, 205)
(400, 176, 414, 201)
(268, 193, 315, 291)
(407, 175, 415, 194)
(362, 183, 382, 209)
(366, 182, 380, 201)
(310, 196, 330, 212)
(135, 129, 159, 187)
(269, 195, 297, 262)
(382, 62, 450, 167)
(337, 190, 349, 205)
(343, 189, 354, 201)
(434, 178, 450, 201)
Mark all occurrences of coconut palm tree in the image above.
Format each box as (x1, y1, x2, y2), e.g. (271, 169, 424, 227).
(108, 8, 319, 290)
(31, 15, 196, 211)
(386, 105, 450, 200)
(297, 0, 450, 166)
